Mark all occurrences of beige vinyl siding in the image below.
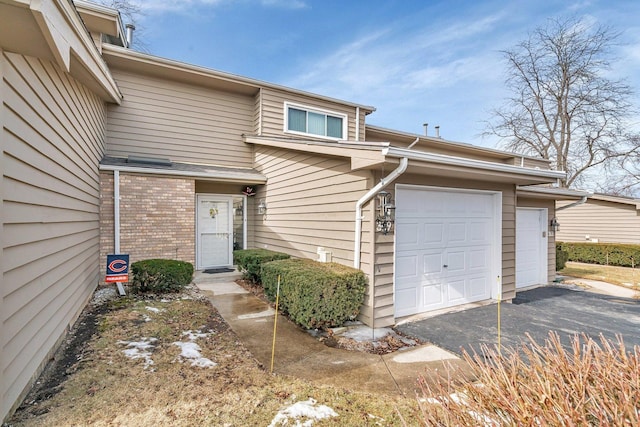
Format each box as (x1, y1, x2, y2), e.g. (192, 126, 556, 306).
(252, 146, 372, 266)
(1, 52, 105, 420)
(372, 176, 516, 326)
(517, 198, 556, 283)
(106, 69, 254, 167)
(556, 199, 640, 244)
(259, 88, 357, 140)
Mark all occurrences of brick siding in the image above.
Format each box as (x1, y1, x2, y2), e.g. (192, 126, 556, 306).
(99, 172, 195, 282)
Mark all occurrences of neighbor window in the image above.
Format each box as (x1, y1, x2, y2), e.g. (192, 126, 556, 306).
(285, 103, 346, 139)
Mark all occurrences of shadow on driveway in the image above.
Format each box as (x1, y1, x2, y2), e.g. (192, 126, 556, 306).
(396, 286, 640, 357)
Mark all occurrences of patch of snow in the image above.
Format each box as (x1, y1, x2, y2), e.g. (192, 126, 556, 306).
(142, 315, 152, 322)
(172, 329, 216, 368)
(145, 306, 163, 313)
(117, 337, 158, 369)
(422, 389, 497, 426)
(92, 287, 118, 306)
(268, 398, 338, 427)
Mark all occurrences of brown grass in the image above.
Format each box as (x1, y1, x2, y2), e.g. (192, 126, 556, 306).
(562, 261, 640, 289)
(7, 291, 419, 426)
(416, 332, 640, 426)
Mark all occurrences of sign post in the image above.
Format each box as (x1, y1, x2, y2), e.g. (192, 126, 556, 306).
(106, 254, 129, 296)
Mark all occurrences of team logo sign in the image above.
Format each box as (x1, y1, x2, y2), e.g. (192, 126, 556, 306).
(106, 254, 129, 283)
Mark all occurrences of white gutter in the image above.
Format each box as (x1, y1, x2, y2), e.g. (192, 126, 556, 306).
(354, 158, 408, 269)
(384, 147, 566, 180)
(556, 195, 588, 211)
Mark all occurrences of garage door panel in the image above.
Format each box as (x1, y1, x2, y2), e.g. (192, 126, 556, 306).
(445, 251, 466, 273)
(395, 187, 498, 317)
(448, 279, 466, 303)
(423, 283, 444, 308)
(396, 287, 419, 315)
(424, 223, 445, 245)
(469, 277, 489, 298)
(422, 252, 443, 275)
(395, 254, 418, 279)
(396, 222, 420, 248)
(448, 222, 467, 243)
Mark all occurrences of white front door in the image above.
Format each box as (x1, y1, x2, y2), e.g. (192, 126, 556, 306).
(394, 186, 501, 318)
(516, 208, 548, 288)
(196, 195, 233, 269)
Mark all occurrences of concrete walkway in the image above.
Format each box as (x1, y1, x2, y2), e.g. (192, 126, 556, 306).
(559, 276, 639, 299)
(194, 271, 470, 397)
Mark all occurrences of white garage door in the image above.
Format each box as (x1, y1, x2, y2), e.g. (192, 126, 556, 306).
(394, 186, 499, 318)
(516, 208, 547, 288)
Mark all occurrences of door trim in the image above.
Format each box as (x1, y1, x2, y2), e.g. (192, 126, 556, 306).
(196, 194, 234, 270)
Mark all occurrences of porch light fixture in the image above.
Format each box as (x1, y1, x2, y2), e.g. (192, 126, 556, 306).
(550, 217, 560, 233)
(258, 199, 267, 215)
(375, 190, 396, 235)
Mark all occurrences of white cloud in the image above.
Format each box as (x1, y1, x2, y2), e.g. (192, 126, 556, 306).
(261, 0, 307, 9)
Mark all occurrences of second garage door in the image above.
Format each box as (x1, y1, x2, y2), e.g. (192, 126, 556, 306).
(394, 186, 500, 318)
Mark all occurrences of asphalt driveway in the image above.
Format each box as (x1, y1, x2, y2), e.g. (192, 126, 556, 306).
(396, 285, 640, 356)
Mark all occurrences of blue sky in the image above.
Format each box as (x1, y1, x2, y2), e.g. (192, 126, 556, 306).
(129, 0, 640, 149)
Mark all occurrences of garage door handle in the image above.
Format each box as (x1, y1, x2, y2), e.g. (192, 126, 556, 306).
(443, 264, 448, 268)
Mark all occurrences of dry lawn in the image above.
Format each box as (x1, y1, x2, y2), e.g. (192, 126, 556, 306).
(561, 261, 640, 289)
(6, 288, 420, 426)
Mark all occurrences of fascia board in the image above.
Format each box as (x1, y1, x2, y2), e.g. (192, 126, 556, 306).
(30, 0, 121, 103)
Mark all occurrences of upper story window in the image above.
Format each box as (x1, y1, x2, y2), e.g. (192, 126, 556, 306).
(284, 102, 347, 140)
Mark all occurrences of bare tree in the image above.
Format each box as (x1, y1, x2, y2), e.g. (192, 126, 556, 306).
(486, 17, 640, 189)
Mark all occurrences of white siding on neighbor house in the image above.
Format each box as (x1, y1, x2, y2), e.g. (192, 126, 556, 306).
(106, 69, 255, 167)
(1, 51, 106, 420)
(259, 88, 359, 141)
(252, 146, 373, 267)
(556, 199, 640, 244)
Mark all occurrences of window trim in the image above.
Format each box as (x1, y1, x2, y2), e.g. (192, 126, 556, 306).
(283, 102, 348, 140)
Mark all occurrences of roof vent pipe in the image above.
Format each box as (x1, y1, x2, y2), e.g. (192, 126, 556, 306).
(125, 24, 135, 48)
(435, 125, 440, 138)
(423, 123, 428, 136)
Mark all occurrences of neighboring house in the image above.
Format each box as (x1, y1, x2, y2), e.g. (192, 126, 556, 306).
(556, 193, 640, 244)
(0, 0, 586, 421)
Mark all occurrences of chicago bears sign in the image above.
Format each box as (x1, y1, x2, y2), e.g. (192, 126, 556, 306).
(105, 254, 129, 283)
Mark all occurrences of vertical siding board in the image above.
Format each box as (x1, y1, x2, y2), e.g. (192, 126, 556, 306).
(1, 51, 105, 421)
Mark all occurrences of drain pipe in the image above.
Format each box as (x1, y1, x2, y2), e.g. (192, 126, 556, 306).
(353, 157, 408, 269)
(114, 170, 120, 254)
(556, 195, 588, 211)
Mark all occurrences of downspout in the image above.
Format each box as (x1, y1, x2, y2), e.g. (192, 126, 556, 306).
(114, 170, 120, 253)
(354, 157, 409, 269)
(556, 195, 588, 211)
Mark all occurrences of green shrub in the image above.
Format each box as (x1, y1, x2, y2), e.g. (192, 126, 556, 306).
(556, 243, 569, 270)
(233, 248, 290, 283)
(557, 241, 640, 267)
(261, 258, 367, 329)
(131, 259, 194, 293)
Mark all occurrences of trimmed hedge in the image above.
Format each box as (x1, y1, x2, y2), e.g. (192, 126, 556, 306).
(131, 259, 194, 293)
(556, 243, 569, 270)
(557, 242, 640, 268)
(233, 248, 290, 283)
(261, 258, 367, 329)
